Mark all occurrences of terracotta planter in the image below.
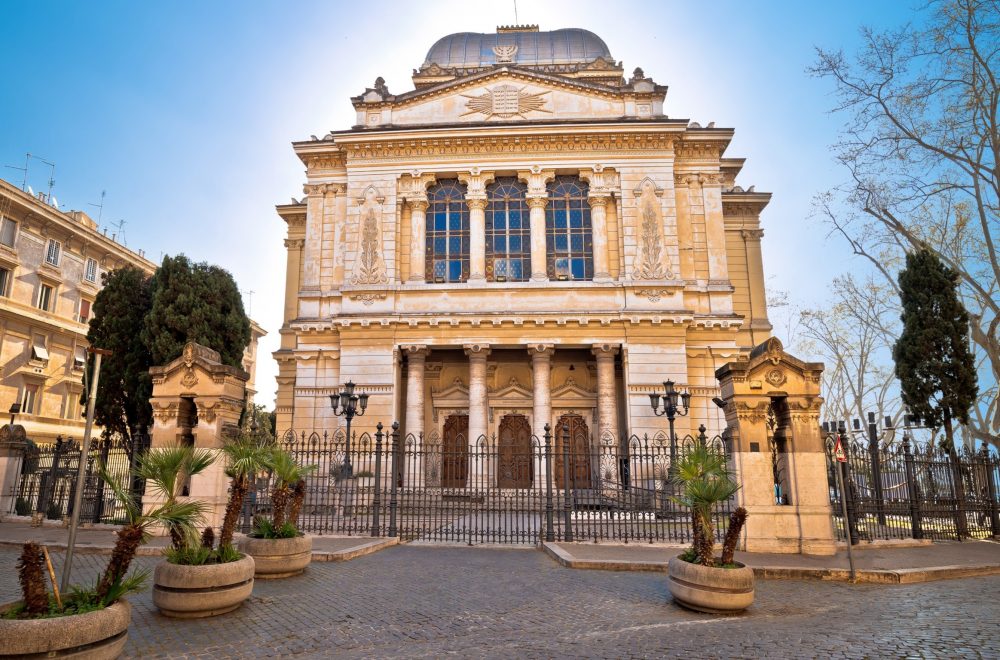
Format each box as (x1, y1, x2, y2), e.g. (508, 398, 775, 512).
(0, 598, 130, 659)
(239, 535, 312, 579)
(667, 556, 755, 614)
(152, 554, 254, 619)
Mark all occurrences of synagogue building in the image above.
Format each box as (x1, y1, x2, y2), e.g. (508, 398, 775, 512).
(274, 26, 772, 453)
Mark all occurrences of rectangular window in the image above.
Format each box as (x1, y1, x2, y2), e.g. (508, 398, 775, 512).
(0, 217, 16, 247)
(84, 258, 98, 283)
(73, 345, 86, 370)
(37, 283, 53, 311)
(79, 298, 91, 324)
(0, 267, 10, 296)
(45, 239, 61, 266)
(31, 337, 49, 363)
(22, 384, 39, 415)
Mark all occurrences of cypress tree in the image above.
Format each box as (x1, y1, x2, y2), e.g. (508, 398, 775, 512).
(892, 248, 978, 449)
(142, 254, 251, 369)
(86, 266, 155, 448)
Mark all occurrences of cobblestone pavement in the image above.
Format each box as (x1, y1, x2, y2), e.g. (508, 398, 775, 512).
(1, 545, 998, 658)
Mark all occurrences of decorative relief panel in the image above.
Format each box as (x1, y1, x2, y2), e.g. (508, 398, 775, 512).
(351, 185, 389, 285)
(632, 178, 674, 280)
(462, 85, 550, 119)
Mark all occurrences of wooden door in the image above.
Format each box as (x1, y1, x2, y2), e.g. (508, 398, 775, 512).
(497, 414, 533, 489)
(555, 414, 592, 489)
(442, 415, 469, 488)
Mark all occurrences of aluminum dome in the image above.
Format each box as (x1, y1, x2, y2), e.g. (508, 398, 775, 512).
(423, 28, 613, 69)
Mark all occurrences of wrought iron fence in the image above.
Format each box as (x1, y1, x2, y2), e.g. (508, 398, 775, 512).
(242, 422, 735, 546)
(6, 433, 148, 524)
(825, 426, 1000, 542)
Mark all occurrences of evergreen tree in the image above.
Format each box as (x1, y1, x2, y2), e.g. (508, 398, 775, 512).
(86, 266, 154, 448)
(143, 254, 251, 369)
(892, 248, 979, 449)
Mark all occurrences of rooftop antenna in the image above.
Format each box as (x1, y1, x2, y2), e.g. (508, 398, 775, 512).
(242, 289, 255, 317)
(88, 190, 106, 223)
(111, 218, 127, 245)
(30, 154, 56, 200)
(3, 154, 29, 191)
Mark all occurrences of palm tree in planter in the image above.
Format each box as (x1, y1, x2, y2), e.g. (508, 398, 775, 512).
(239, 447, 317, 579)
(666, 443, 754, 614)
(0, 460, 202, 657)
(146, 441, 260, 619)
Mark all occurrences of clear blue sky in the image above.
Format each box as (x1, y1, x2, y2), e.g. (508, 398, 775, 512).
(0, 1, 917, 407)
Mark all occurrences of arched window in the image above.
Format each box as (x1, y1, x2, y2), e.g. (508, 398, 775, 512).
(486, 178, 530, 282)
(426, 180, 469, 283)
(545, 177, 593, 281)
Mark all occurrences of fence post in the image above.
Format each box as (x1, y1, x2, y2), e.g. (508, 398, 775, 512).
(866, 412, 886, 526)
(36, 437, 65, 519)
(902, 432, 923, 539)
(544, 423, 555, 543)
(561, 424, 573, 542)
(949, 448, 969, 539)
(981, 445, 1000, 539)
(388, 422, 399, 538)
(371, 423, 384, 537)
(91, 438, 112, 523)
(839, 424, 860, 545)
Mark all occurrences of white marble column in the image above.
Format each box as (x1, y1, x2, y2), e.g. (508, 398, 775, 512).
(529, 344, 554, 434)
(464, 344, 491, 443)
(408, 199, 428, 282)
(530, 344, 554, 491)
(467, 197, 487, 282)
(527, 196, 548, 281)
(592, 344, 620, 442)
(404, 345, 430, 439)
(589, 195, 612, 282)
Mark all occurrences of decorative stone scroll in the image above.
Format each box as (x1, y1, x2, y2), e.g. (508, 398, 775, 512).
(632, 177, 674, 280)
(351, 185, 389, 285)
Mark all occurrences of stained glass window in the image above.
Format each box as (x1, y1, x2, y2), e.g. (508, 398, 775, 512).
(545, 177, 593, 281)
(485, 178, 530, 282)
(425, 180, 469, 283)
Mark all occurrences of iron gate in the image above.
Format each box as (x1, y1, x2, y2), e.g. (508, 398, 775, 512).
(244, 423, 735, 545)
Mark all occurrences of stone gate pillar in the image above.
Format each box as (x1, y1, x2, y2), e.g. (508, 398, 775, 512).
(715, 337, 836, 555)
(145, 342, 249, 531)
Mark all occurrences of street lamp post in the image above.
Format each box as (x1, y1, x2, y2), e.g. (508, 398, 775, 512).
(648, 380, 692, 476)
(329, 381, 369, 478)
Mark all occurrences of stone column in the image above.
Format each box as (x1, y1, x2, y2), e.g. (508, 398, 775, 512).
(529, 345, 554, 434)
(404, 346, 429, 439)
(529, 345, 554, 491)
(0, 428, 26, 516)
(674, 175, 695, 280)
(465, 344, 491, 444)
(592, 344, 620, 441)
(408, 199, 428, 282)
(467, 197, 487, 283)
(588, 195, 612, 282)
(700, 174, 730, 283)
(741, 228, 769, 343)
(282, 238, 304, 322)
(527, 196, 548, 281)
(302, 183, 324, 291)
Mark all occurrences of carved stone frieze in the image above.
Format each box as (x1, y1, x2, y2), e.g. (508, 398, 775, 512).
(461, 85, 550, 119)
(349, 292, 387, 305)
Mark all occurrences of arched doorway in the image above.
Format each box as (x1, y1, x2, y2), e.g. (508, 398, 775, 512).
(442, 414, 469, 488)
(555, 414, 591, 489)
(497, 414, 532, 489)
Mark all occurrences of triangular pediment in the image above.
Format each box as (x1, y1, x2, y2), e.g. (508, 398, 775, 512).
(551, 377, 595, 400)
(377, 68, 633, 126)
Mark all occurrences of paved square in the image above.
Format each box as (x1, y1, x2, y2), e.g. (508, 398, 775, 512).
(1, 545, 998, 658)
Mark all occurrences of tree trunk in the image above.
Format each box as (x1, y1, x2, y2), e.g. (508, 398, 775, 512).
(696, 510, 715, 567)
(219, 475, 248, 549)
(272, 484, 290, 529)
(287, 479, 306, 530)
(97, 524, 144, 603)
(720, 507, 747, 565)
(18, 542, 49, 615)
